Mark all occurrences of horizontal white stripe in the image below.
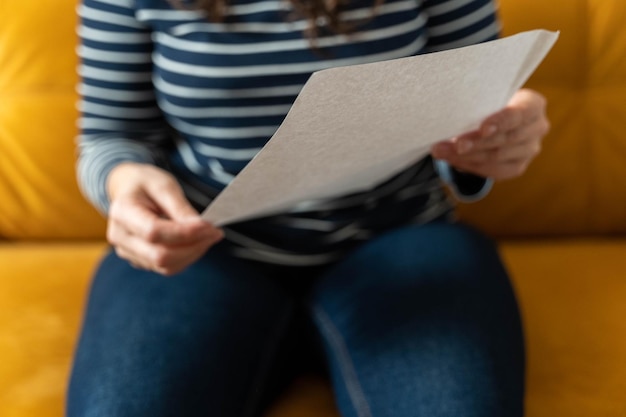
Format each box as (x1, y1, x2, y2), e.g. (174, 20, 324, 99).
(270, 216, 342, 232)
(154, 36, 425, 78)
(408, 196, 452, 224)
(79, 26, 151, 44)
(78, 5, 146, 29)
(155, 14, 426, 55)
(226, 229, 344, 265)
(341, 0, 419, 22)
(232, 247, 340, 266)
(225, 229, 296, 253)
(191, 142, 261, 160)
(78, 129, 167, 142)
(79, 84, 156, 102)
(424, 0, 476, 17)
(393, 179, 441, 201)
(158, 99, 292, 118)
(79, 117, 161, 131)
(170, 20, 304, 36)
(137, 1, 290, 21)
(154, 75, 303, 99)
(80, 101, 162, 119)
(79, 65, 152, 83)
(136, 9, 207, 21)
(92, 0, 134, 8)
(426, 20, 500, 51)
(78, 46, 152, 64)
(427, 1, 494, 37)
(169, 117, 278, 139)
(79, 140, 151, 158)
(318, 223, 364, 244)
(224, 0, 290, 15)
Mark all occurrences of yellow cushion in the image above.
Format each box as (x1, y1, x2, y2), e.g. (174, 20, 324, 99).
(502, 240, 626, 416)
(459, 0, 626, 236)
(0, 1, 105, 239)
(0, 242, 104, 416)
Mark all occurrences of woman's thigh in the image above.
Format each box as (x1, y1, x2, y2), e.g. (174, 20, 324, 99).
(67, 246, 295, 417)
(309, 222, 525, 417)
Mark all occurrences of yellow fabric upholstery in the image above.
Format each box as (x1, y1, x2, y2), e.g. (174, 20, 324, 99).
(502, 241, 626, 416)
(0, 243, 104, 417)
(0, 1, 105, 238)
(0, 0, 625, 416)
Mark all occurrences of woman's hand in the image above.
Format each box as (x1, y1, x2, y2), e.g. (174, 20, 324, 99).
(431, 88, 550, 180)
(106, 163, 224, 276)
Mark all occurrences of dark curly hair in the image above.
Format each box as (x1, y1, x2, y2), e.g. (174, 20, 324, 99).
(168, 0, 382, 40)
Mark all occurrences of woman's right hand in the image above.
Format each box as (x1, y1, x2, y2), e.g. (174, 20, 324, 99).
(106, 163, 224, 276)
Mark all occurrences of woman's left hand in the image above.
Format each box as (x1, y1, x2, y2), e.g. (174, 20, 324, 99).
(431, 88, 550, 180)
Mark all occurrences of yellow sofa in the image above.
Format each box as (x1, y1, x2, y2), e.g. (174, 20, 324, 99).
(1, 0, 625, 416)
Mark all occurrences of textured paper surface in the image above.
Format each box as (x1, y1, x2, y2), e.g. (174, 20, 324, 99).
(202, 29, 559, 226)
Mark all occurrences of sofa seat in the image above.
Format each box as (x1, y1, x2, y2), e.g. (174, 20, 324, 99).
(2, 239, 625, 417)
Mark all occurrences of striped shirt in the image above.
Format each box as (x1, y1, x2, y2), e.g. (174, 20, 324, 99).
(77, 0, 499, 266)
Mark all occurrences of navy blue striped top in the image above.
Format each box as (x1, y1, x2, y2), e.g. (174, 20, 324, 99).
(77, 0, 499, 265)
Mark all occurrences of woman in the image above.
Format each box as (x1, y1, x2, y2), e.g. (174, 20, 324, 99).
(68, 0, 549, 415)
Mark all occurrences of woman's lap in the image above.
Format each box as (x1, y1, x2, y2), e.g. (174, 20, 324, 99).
(67, 221, 524, 417)
(67, 246, 298, 417)
(310, 222, 525, 417)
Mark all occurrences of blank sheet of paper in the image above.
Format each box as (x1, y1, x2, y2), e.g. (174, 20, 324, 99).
(202, 29, 559, 226)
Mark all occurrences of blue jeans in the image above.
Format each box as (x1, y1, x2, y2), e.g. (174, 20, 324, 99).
(67, 222, 525, 417)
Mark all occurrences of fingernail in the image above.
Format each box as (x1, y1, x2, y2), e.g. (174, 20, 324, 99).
(457, 140, 473, 154)
(180, 216, 202, 223)
(483, 124, 498, 137)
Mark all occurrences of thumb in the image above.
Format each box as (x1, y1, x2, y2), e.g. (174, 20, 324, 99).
(144, 173, 200, 221)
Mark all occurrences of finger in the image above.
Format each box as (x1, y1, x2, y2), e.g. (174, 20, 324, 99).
(456, 112, 549, 155)
(452, 138, 541, 166)
(431, 141, 456, 159)
(108, 224, 158, 272)
(452, 122, 524, 155)
(482, 89, 546, 134)
(109, 196, 222, 245)
(440, 157, 530, 180)
(116, 246, 158, 273)
(440, 90, 547, 156)
(448, 130, 515, 156)
(445, 140, 538, 178)
(447, 141, 541, 169)
(143, 174, 201, 222)
(112, 227, 220, 276)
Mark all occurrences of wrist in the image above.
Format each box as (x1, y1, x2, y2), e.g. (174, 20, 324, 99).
(106, 162, 146, 202)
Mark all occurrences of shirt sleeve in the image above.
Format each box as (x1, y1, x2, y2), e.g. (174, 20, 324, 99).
(76, 0, 169, 214)
(434, 160, 493, 202)
(423, 0, 500, 201)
